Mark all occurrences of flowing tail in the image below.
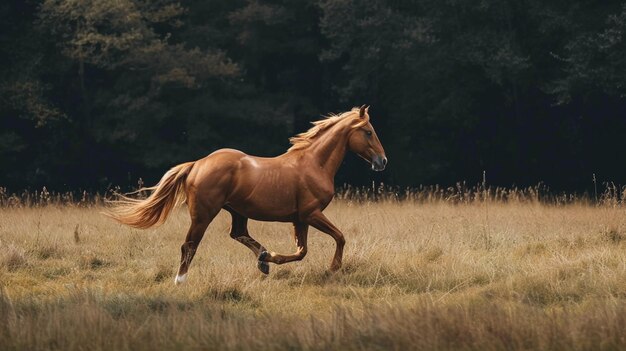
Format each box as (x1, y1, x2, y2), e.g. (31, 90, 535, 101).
(106, 162, 195, 229)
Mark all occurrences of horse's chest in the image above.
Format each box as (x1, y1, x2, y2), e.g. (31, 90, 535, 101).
(305, 181, 335, 209)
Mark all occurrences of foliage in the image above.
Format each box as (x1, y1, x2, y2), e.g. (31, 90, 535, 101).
(2, 0, 626, 191)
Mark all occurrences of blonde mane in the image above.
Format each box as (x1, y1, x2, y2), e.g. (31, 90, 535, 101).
(288, 107, 369, 152)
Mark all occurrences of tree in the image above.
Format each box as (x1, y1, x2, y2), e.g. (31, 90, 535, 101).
(32, 0, 238, 187)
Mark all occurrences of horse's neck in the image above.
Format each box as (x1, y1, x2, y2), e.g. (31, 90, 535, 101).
(307, 125, 349, 178)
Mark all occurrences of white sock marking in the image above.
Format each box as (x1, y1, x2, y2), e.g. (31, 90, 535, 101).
(174, 273, 187, 285)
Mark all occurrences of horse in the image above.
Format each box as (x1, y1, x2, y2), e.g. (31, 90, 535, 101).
(107, 105, 387, 285)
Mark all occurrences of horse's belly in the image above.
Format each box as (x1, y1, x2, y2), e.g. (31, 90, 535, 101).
(224, 156, 301, 221)
(227, 186, 298, 222)
(227, 199, 297, 222)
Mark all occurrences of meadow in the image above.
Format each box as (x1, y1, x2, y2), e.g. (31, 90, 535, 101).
(1, 188, 626, 350)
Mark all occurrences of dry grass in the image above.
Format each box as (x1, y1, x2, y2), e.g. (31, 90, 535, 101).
(1, 200, 626, 350)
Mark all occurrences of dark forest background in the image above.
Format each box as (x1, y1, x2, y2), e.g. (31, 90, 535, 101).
(2, 0, 626, 192)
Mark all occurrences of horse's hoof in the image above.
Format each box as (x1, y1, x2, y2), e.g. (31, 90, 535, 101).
(257, 251, 270, 274)
(257, 261, 270, 275)
(174, 273, 187, 285)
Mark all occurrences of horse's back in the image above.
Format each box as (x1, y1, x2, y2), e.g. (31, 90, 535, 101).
(186, 148, 299, 221)
(188, 148, 246, 180)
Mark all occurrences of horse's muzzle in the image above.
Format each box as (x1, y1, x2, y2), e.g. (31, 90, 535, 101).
(371, 155, 387, 171)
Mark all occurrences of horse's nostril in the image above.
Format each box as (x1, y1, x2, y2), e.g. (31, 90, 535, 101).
(382, 157, 388, 166)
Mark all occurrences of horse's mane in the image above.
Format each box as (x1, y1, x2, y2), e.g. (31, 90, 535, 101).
(288, 107, 369, 152)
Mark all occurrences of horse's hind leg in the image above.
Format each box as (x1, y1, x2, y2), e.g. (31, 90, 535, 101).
(175, 218, 210, 285)
(175, 203, 220, 285)
(227, 210, 270, 274)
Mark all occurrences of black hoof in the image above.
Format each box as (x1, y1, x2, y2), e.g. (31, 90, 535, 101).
(257, 261, 270, 275)
(258, 250, 268, 262)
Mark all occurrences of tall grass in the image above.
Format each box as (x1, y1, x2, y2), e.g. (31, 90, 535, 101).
(1, 186, 626, 349)
(3, 180, 626, 207)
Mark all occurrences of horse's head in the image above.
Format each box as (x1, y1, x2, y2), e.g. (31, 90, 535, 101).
(348, 105, 387, 171)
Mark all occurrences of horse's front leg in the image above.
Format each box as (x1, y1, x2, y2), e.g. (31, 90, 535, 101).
(259, 223, 308, 265)
(305, 211, 345, 271)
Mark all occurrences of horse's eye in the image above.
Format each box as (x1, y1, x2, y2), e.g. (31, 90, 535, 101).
(365, 130, 372, 136)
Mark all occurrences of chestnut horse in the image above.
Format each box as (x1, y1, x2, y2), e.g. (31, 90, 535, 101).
(108, 106, 387, 285)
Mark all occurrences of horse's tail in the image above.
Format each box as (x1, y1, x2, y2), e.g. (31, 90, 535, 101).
(105, 162, 195, 229)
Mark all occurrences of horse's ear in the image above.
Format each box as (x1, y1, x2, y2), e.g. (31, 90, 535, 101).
(359, 105, 369, 118)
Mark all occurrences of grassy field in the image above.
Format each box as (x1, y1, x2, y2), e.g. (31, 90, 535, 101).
(1, 198, 626, 350)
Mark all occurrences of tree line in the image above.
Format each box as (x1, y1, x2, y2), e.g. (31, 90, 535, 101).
(2, 0, 626, 192)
